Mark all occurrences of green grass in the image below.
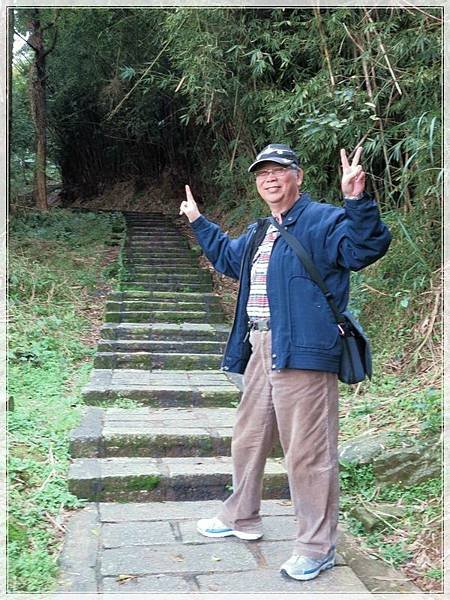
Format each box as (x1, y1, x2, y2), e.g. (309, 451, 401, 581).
(7, 207, 124, 592)
(339, 374, 441, 443)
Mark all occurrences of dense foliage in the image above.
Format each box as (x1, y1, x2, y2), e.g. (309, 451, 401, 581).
(12, 7, 441, 213)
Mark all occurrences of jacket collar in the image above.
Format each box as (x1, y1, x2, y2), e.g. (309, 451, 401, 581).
(249, 193, 311, 231)
(278, 193, 311, 226)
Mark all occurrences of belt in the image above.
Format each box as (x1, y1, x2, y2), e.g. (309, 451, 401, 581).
(249, 318, 271, 331)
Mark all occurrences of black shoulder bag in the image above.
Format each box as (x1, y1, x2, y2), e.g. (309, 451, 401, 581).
(270, 218, 372, 385)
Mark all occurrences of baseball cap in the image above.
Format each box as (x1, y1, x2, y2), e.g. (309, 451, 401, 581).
(248, 143, 300, 173)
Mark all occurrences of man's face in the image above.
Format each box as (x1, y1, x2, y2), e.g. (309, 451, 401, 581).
(254, 161, 303, 213)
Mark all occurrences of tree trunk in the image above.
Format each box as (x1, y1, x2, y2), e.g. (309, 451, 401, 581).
(28, 10, 48, 211)
(8, 9, 14, 213)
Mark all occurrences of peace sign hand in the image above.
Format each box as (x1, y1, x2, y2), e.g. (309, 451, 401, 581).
(340, 147, 366, 198)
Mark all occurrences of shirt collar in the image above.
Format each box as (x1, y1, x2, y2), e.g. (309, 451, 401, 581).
(271, 193, 310, 225)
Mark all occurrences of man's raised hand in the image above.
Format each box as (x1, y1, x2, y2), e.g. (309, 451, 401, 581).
(179, 185, 201, 223)
(340, 147, 366, 198)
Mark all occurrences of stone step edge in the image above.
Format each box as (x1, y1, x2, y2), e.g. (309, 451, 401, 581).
(105, 301, 222, 308)
(97, 340, 225, 350)
(107, 291, 220, 299)
(105, 310, 223, 322)
(95, 351, 223, 358)
(93, 352, 223, 369)
(100, 322, 230, 329)
(103, 313, 224, 324)
(69, 406, 235, 458)
(81, 386, 239, 408)
(68, 455, 289, 502)
(99, 325, 230, 340)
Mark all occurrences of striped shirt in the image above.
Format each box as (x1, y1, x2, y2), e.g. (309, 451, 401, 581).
(246, 223, 280, 319)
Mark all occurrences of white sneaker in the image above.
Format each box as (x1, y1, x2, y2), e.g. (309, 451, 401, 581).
(280, 549, 336, 581)
(197, 517, 263, 540)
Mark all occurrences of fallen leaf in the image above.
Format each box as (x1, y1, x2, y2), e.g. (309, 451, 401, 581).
(116, 574, 138, 584)
(171, 553, 185, 562)
(211, 554, 222, 562)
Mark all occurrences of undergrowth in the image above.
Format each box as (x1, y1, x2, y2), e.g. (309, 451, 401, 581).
(7, 207, 124, 592)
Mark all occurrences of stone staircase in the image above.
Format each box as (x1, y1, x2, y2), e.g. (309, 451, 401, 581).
(58, 211, 380, 593)
(68, 212, 288, 505)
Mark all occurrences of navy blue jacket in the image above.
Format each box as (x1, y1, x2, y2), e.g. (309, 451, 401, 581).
(191, 192, 391, 375)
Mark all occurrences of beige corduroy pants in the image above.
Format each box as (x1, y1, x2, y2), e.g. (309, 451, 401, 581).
(218, 329, 340, 559)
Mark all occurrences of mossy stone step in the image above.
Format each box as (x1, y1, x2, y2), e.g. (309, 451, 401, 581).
(127, 223, 183, 236)
(125, 218, 175, 222)
(97, 339, 225, 353)
(70, 406, 240, 458)
(99, 323, 230, 342)
(119, 282, 212, 292)
(126, 233, 183, 237)
(124, 270, 204, 279)
(127, 240, 187, 246)
(70, 406, 282, 461)
(125, 224, 175, 228)
(122, 258, 198, 266)
(124, 250, 200, 258)
(123, 255, 200, 264)
(94, 351, 222, 370)
(81, 369, 239, 407)
(124, 217, 173, 222)
(125, 246, 191, 254)
(107, 291, 219, 302)
(126, 231, 181, 237)
(121, 275, 210, 284)
(125, 266, 202, 274)
(127, 234, 182, 240)
(104, 310, 224, 324)
(127, 225, 180, 229)
(126, 241, 189, 248)
(68, 455, 289, 502)
(105, 300, 221, 312)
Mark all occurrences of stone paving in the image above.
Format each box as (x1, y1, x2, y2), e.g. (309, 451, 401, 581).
(58, 499, 370, 594)
(58, 211, 426, 596)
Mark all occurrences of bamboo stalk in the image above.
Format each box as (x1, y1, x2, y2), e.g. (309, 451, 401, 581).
(314, 8, 335, 88)
(229, 120, 243, 172)
(398, 152, 412, 212)
(361, 18, 393, 200)
(402, 3, 443, 22)
(364, 9, 402, 96)
(107, 37, 172, 120)
(206, 90, 214, 124)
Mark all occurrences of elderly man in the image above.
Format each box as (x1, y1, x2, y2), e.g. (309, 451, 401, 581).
(179, 143, 391, 581)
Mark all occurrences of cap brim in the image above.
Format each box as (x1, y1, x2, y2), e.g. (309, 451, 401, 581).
(248, 157, 295, 173)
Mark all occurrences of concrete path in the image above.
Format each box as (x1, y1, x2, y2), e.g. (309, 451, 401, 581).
(57, 211, 426, 596)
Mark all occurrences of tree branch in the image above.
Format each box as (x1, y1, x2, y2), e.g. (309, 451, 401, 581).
(43, 28, 58, 58)
(14, 29, 36, 51)
(106, 37, 171, 120)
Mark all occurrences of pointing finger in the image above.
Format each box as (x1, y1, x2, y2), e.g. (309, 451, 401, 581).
(185, 184, 195, 204)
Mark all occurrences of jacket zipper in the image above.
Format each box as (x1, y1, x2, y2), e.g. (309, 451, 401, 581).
(221, 225, 259, 368)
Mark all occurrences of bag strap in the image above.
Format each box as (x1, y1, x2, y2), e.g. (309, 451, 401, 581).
(270, 217, 346, 325)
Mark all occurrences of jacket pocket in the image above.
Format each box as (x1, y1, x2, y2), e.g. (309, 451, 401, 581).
(287, 276, 339, 350)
